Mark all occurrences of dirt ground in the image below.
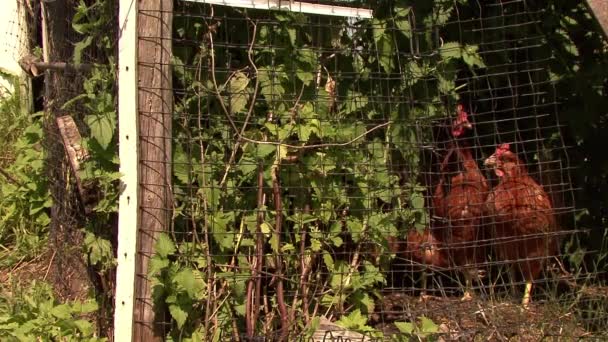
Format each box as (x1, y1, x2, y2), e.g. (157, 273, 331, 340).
(370, 290, 608, 341)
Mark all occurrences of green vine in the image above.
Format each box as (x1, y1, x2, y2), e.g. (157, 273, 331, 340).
(0, 281, 105, 341)
(60, 0, 119, 335)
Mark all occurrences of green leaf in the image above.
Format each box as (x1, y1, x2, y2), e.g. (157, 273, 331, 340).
(255, 144, 277, 159)
(227, 72, 250, 113)
(322, 252, 334, 270)
(330, 236, 343, 247)
(84, 231, 114, 268)
(174, 268, 202, 298)
(462, 45, 486, 68)
(73, 319, 94, 335)
(169, 304, 188, 329)
(211, 212, 234, 250)
(85, 112, 115, 150)
(395, 18, 412, 39)
(237, 156, 257, 178)
(149, 257, 169, 276)
(73, 36, 93, 64)
(347, 219, 364, 242)
(299, 125, 312, 142)
(395, 321, 414, 334)
(372, 19, 386, 43)
(156, 233, 176, 258)
(270, 232, 280, 253)
(394, 5, 411, 18)
(50, 304, 72, 320)
(74, 300, 99, 314)
(354, 292, 375, 313)
(430, 3, 455, 26)
(173, 145, 190, 184)
(287, 27, 297, 46)
(310, 238, 322, 252)
(228, 72, 249, 93)
(296, 71, 314, 86)
(410, 192, 425, 210)
(420, 316, 439, 333)
(286, 213, 317, 224)
(439, 41, 462, 60)
(438, 74, 455, 94)
(297, 49, 316, 67)
(336, 309, 367, 330)
(377, 36, 395, 73)
(230, 93, 249, 114)
(260, 222, 272, 235)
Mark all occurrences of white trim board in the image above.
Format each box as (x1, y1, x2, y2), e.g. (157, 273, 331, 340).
(180, 0, 373, 18)
(114, 0, 139, 340)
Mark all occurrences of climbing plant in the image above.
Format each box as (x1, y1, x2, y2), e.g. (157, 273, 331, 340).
(151, 0, 486, 340)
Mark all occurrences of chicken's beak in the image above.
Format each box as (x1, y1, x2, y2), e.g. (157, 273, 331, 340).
(483, 155, 497, 167)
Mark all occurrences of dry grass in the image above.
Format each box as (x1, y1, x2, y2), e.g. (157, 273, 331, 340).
(0, 247, 54, 294)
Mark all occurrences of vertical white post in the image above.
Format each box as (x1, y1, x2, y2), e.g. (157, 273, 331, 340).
(115, 0, 138, 340)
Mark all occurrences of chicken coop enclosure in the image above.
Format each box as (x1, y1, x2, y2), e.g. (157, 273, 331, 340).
(114, 0, 608, 340)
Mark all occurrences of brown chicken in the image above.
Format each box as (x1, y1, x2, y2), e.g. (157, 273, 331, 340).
(390, 105, 487, 300)
(483, 143, 559, 307)
(386, 228, 446, 298)
(404, 227, 448, 299)
(431, 105, 489, 301)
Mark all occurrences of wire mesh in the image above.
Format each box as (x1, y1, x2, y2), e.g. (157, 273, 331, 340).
(138, 0, 608, 340)
(39, 0, 118, 338)
(0, 1, 30, 95)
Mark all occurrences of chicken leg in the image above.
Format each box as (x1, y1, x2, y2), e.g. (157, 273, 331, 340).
(522, 280, 532, 308)
(418, 270, 441, 302)
(509, 265, 518, 297)
(419, 270, 429, 302)
(461, 272, 473, 301)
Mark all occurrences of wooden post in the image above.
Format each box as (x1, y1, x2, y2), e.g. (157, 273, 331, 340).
(135, 0, 173, 341)
(114, 0, 139, 339)
(586, 0, 608, 40)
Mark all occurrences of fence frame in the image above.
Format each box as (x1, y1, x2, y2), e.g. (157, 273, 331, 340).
(181, 0, 373, 18)
(113, 2, 373, 340)
(114, 0, 139, 340)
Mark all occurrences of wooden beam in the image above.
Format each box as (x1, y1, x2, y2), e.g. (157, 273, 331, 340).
(19, 55, 93, 77)
(586, 0, 608, 40)
(134, 0, 174, 340)
(56, 115, 92, 214)
(114, 0, 139, 339)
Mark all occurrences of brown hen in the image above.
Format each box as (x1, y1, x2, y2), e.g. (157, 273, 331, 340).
(385, 226, 447, 300)
(483, 143, 559, 307)
(432, 105, 490, 301)
(389, 105, 487, 300)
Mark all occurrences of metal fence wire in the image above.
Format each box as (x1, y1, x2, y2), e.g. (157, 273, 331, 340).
(136, 0, 608, 340)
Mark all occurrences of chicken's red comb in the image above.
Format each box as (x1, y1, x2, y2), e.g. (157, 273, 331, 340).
(456, 104, 468, 120)
(496, 143, 510, 155)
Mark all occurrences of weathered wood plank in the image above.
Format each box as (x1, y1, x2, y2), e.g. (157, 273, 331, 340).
(134, 0, 173, 340)
(56, 115, 92, 213)
(312, 317, 375, 342)
(586, 0, 608, 40)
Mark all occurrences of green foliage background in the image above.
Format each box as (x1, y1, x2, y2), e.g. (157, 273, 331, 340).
(540, 1, 608, 271)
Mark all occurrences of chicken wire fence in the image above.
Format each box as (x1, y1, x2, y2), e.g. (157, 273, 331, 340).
(0, 0, 91, 299)
(38, 0, 117, 336)
(131, 0, 607, 340)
